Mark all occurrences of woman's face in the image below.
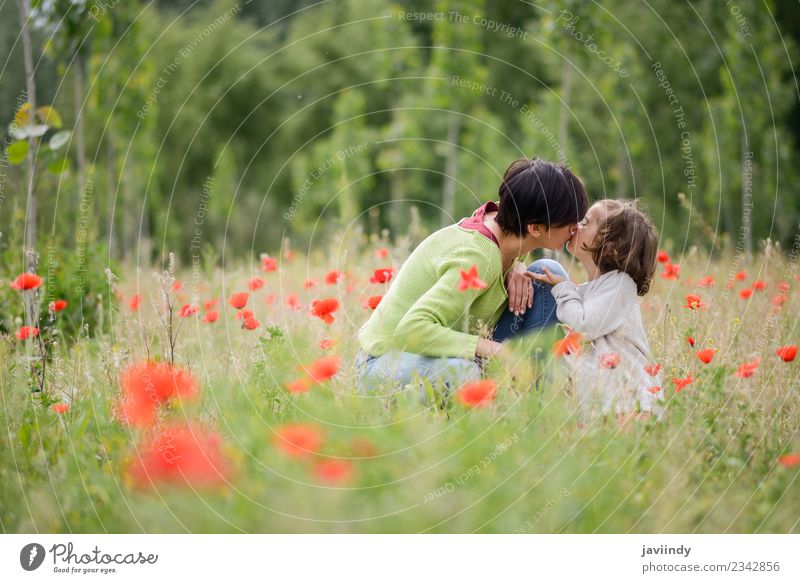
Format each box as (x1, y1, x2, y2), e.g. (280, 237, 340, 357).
(539, 223, 578, 250)
(566, 202, 602, 257)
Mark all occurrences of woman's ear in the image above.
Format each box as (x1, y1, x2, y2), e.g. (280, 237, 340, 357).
(527, 224, 542, 238)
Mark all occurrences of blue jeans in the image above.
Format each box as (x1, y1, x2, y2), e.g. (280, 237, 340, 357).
(355, 258, 568, 393)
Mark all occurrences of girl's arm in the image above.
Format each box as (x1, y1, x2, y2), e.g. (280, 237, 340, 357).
(550, 274, 635, 341)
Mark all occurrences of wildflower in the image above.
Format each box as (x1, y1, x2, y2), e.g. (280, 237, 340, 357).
(49, 299, 68, 312)
(697, 276, 715, 288)
(178, 304, 199, 318)
(735, 358, 760, 379)
(671, 375, 694, 392)
(310, 298, 339, 324)
(696, 348, 715, 364)
(235, 309, 255, 320)
(313, 459, 353, 484)
(286, 294, 302, 311)
(51, 402, 69, 414)
(684, 294, 706, 309)
(600, 353, 621, 369)
(117, 361, 199, 426)
(458, 265, 487, 291)
(370, 268, 394, 284)
(687, 336, 695, 347)
(324, 270, 342, 285)
(274, 423, 324, 458)
(300, 355, 341, 383)
(261, 254, 277, 272)
(661, 263, 680, 280)
(375, 248, 389, 258)
(242, 316, 260, 330)
(456, 379, 497, 407)
(366, 295, 382, 309)
(304, 278, 317, 289)
(644, 363, 661, 376)
(656, 250, 670, 263)
(202, 310, 219, 324)
(554, 332, 582, 357)
(734, 271, 747, 281)
(772, 295, 787, 307)
(204, 297, 219, 310)
(776, 345, 797, 362)
(15, 326, 39, 340)
(778, 453, 800, 468)
(777, 282, 790, 293)
(646, 386, 662, 395)
(319, 339, 335, 350)
(129, 294, 141, 311)
(752, 280, 766, 291)
(9, 272, 43, 290)
(286, 378, 311, 394)
(128, 423, 228, 488)
(248, 277, 266, 291)
(228, 292, 250, 309)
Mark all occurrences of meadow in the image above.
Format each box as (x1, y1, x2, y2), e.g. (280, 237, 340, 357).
(1, 238, 799, 534)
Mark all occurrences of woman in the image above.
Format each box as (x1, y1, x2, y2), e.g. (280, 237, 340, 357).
(355, 158, 589, 392)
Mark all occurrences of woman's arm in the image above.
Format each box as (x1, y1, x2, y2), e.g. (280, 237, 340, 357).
(395, 249, 500, 359)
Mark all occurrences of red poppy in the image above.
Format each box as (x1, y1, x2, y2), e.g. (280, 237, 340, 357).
(286, 294, 302, 311)
(734, 271, 747, 281)
(242, 316, 260, 330)
(302, 355, 341, 383)
(646, 386, 662, 395)
(687, 336, 696, 347)
(179, 303, 199, 318)
(49, 299, 68, 312)
(228, 292, 250, 310)
(15, 326, 39, 340)
(772, 295, 787, 307)
(9, 272, 43, 290)
(313, 459, 353, 484)
(370, 268, 394, 284)
(129, 423, 228, 489)
(203, 310, 219, 324)
(554, 332, 582, 357)
(204, 297, 219, 310)
(656, 250, 670, 263)
(171, 281, 184, 293)
(310, 298, 339, 324)
(261, 254, 277, 272)
(129, 294, 141, 311)
(671, 375, 694, 392)
(735, 358, 760, 378)
(248, 277, 266, 291)
(683, 294, 705, 309)
(696, 348, 715, 364)
(117, 361, 199, 426)
(51, 402, 69, 414)
(319, 339, 335, 350)
(778, 453, 800, 468)
(777, 282, 790, 293)
(776, 345, 797, 362)
(458, 265, 488, 291)
(375, 248, 389, 259)
(599, 353, 621, 369)
(456, 379, 497, 407)
(274, 423, 324, 458)
(366, 295, 382, 309)
(661, 263, 680, 280)
(697, 276, 715, 288)
(265, 293, 277, 305)
(304, 278, 318, 289)
(324, 270, 343, 285)
(752, 280, 766, 291)
(644, 363, 661, 376)
(286, 377, 311, 394)
(235, 309, 255, 320)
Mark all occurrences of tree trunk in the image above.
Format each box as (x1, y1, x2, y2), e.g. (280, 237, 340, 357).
(558, 46, 573, 163)
(74, 55, 87, 199)
(17, 0, 37, 268)
(440, 114, 460, 227)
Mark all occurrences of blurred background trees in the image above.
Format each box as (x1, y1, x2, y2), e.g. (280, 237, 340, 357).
(2, 0, 799, 267)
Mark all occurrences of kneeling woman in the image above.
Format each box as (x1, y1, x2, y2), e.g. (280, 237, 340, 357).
(355, 158, 589, 392)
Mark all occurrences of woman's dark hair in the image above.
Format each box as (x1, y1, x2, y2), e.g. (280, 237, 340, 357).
(495, 158, 589, 237)
(583, 199, 659, 296)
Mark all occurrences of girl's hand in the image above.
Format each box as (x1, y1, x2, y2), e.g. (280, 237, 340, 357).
(505, 261, 533, 316)
(527, 266, 565, 286)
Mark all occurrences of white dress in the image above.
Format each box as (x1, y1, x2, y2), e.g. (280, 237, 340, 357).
(551, 270, 664, 416)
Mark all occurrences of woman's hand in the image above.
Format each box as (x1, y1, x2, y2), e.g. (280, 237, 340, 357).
(528, 266, 565, 286)
(505, 261, 533, 316)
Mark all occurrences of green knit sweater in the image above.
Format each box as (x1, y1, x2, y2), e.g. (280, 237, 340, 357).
(357, 224, 511, 359)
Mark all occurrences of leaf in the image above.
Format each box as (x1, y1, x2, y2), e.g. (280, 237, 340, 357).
(49, 130, 72, 151)
(47, 159, 69, 175)
(6, 140, 29, 164)
(36, 105, 63, 129)
(9, 124, 49, 140)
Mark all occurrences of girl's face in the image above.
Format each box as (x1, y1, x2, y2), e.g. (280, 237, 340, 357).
(566, 202, 603, 258)
(537, 223, 577, 250)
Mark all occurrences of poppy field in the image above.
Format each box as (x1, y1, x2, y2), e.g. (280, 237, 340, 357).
(1, 243, 799, 534)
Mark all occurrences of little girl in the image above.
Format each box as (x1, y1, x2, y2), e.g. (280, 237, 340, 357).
(531, 199, 663, 419)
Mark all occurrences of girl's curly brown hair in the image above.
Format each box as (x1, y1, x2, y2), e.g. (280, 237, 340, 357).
(583, 199, 658, 296)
